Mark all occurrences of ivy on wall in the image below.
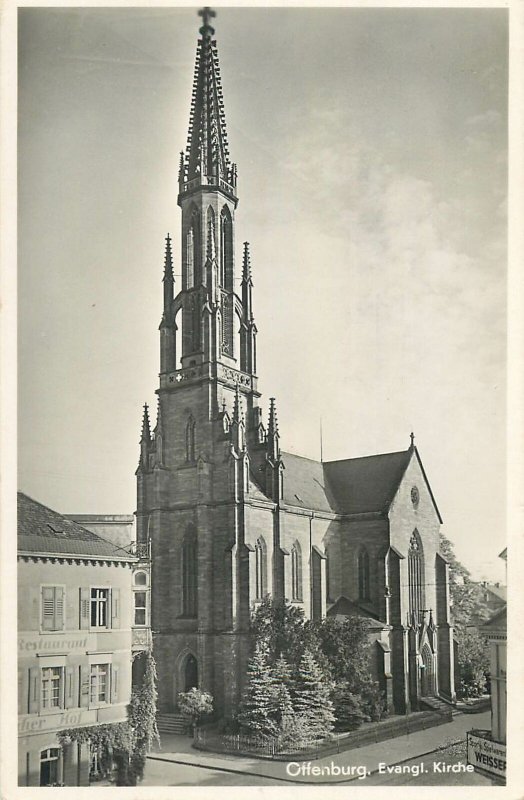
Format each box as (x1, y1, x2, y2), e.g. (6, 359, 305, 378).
(57, 649, 160, 786)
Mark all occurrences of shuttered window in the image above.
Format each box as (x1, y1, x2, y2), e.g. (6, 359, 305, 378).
(41, 586, 65, 631)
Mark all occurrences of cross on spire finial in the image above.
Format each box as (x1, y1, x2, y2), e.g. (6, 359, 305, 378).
(198, 6, 216, 36)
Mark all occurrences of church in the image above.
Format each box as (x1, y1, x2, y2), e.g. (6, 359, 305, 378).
(135, 8, 455, 720)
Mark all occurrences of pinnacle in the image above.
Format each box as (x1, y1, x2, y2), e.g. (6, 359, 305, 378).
(163, 233, 174, 280)
(154, 397, 163, 433)
(268, 398, 279, 435)
(140, 403, 151, 442)
(232, 383, 242, 423)
(178, 151, 185, 182)
(242, 242, 252, 283)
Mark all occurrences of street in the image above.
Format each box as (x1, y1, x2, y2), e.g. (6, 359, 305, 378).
(141, 711, 497, 787)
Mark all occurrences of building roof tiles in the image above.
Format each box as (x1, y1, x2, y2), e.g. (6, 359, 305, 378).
(280, 449, 412, 516)
(17, 492, 134, 560)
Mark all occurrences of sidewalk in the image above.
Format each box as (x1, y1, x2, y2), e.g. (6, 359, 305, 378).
(148, 710, 491, 784)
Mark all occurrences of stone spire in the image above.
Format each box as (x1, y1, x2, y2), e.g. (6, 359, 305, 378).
(181, 7, 237, 190)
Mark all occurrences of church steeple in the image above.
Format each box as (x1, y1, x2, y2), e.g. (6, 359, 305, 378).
(157, 6, 261, 442)
(180, 6, 237, 194)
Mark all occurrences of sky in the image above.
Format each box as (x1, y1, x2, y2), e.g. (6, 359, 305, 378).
(17, 6, 508, 582)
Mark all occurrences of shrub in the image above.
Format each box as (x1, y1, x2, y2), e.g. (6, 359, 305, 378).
(177, 687, 214, 731)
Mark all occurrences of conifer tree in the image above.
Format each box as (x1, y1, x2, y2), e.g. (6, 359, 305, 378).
(271, 655, 295, 731)
(294, 649, 335, 742)
(237, 640, 278, 738)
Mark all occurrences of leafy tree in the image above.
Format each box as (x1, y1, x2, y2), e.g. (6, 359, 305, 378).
(294, 649, 335, 742)
(456, 630, 490, 699)
(359, 678, 386, 722)
(251, 597, 321, 669)
(440, 534, 491, 634)
(440, 534, 492, 697)
(308, 615, 371, 688)
(177, 688, 213, 735)
(237, 640, 278, 738)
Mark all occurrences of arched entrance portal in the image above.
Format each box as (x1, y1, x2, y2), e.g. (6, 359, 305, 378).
(420, 644, 435, 696)
(184, 654, 198, 692)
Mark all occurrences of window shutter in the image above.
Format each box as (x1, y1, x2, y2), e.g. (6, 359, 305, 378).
(111, 665, 119, 704)
(41, 586, 55, 631)
(28, 667, 40, 714)
(64, 666, 75, 709)
(79, 665, 90, 708)
(55, 586, 65, 631)
(79, 588, 90, 629)
(111, 588, 120, 629)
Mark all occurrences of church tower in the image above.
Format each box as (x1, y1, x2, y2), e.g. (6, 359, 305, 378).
(136, 7, 268, 716)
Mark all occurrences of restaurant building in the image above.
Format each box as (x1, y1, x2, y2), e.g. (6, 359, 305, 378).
(17, 492, 136, 786)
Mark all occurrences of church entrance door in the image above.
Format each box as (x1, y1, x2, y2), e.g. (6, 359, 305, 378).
(184, 654, 198, 692)
(420, 644, 435, 696)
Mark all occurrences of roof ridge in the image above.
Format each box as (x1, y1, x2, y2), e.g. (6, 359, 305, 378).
(324, 449, 410, 465)
(281, 450, 322, 465)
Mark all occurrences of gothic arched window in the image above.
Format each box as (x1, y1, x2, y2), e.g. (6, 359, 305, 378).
(254, 537, 267, 600)
(358, 548, 370, 601)
(408, 529, 425, 623)
(220, 206, 233, 291)
(186, 228, 194, 289)
(291, 541, 303, 601)
(187, 206, 200, 287)
(206, 205, 215, 267)
(185, 416, 196, 462)
(182, 528, 198, 617)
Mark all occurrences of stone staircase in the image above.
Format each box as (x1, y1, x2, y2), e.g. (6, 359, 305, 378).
(156, 712, 191, 736)
(420, 696, 457, 718)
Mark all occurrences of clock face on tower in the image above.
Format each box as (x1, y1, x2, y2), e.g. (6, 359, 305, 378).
(411, 486, 420, 507)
